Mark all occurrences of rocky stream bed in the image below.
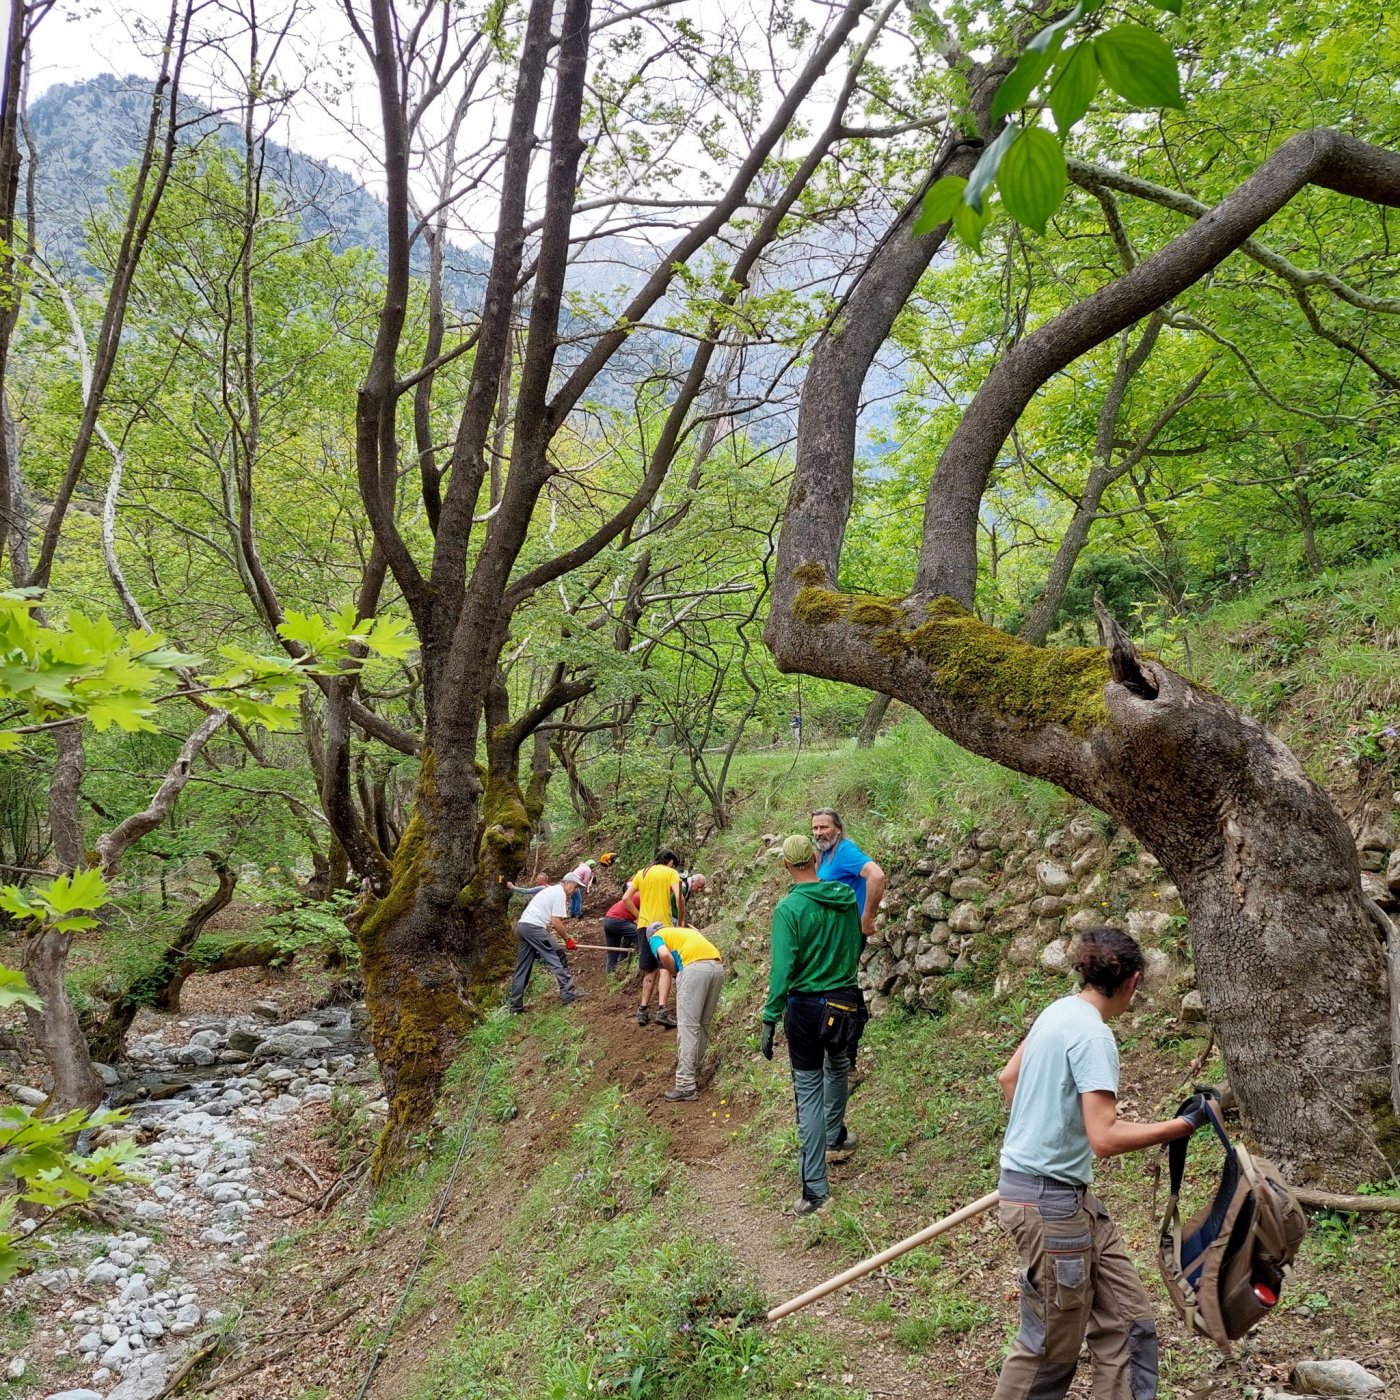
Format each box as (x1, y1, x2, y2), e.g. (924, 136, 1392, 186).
(3, 999, 380, 1400)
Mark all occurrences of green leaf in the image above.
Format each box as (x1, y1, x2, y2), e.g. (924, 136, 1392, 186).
(964, 123, 1020, 213)
(41, 867, 110, 917)
(1094, 25, 1184, 109)
(952, 198, 993, 251)
(0, 965, 40, 1011)
(913, 176, 969, 236)
(1145, 0, 1181, 11)
(992, 46, 1054, 122)
(1026, 0, 1085, 55)
(1049, 42, 1100, 134)
(364, 616, 417, 661)
(998, 127, 1068, 235)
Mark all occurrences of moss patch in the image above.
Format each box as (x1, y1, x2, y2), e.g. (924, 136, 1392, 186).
(901, 597, 1111, 736)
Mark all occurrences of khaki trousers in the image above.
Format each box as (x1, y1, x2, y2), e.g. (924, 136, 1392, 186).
(993, 1169, 1158, 1400)
(673, 959, 724, 1092)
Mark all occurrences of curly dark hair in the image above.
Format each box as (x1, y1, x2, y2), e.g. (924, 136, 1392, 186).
(1072, 927, 1146, 996)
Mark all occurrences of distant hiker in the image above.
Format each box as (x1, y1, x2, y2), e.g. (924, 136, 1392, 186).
(623, 850, 685, 1028)
(790, 712, 802, 745)
(509, 863, 592, 917)
(991, 927, 1210, 1400)
(759, 833, 867, 1215)
(601, 890, 639, 974)
(811, 808, 885, 939)
(646, 922, 725, 1102)
(507, 872, 585, 1014)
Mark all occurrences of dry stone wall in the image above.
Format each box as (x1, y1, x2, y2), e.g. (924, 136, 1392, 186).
(725, 788, 1399, 1021)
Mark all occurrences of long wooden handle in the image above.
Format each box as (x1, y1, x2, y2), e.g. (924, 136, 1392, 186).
(765, 1190, 999, 1323)
(564, 943, 633, 954)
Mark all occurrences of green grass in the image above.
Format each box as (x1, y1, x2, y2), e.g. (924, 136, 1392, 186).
(402, 1091, 856, 1400)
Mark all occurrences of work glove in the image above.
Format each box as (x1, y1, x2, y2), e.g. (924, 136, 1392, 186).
(759, 1021, 776, 1060)
(1177, 1092, 1212, 1133)
(565, 937, 578, 951)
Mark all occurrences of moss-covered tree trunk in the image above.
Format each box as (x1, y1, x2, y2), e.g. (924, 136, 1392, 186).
(766, 582, 1396, 1182)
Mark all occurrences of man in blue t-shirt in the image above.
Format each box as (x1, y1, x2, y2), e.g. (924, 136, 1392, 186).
(811, 808, 885, 939)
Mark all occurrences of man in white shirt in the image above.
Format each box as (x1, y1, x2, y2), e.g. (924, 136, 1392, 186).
(508, 874, 583, 1013)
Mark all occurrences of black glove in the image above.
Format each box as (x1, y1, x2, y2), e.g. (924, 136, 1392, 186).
(759, 1021, 776, 1060)
(1177, 1092, 1212, 1132)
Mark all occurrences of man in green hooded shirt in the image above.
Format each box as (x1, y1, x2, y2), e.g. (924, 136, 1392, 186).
(759, 833, 869, 1214)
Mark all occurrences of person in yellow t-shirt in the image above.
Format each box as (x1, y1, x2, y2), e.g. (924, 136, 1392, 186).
(646, 923, 724, 1102)
(622, 850, 684, 1028)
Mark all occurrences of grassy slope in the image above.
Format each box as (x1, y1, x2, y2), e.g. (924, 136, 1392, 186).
(371, 556, 1400, 1397)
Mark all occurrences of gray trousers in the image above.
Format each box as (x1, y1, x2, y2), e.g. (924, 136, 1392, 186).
(673, 959, 724, 1091)
(785, 995, 853, 1203)
(508, 921, 576, 1011)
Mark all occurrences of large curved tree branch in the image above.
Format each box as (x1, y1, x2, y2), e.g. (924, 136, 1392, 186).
(914, 130, 1400, 604)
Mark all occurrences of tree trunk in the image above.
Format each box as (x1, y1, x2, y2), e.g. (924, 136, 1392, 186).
(766, 589, 1394, 1181)
(21, 925, 103, 1114)
(87, 859, 238, 1063)
(856, 693, 891, 747)
(161, 938, 281, 1013)
(353, 755, 475, 1181)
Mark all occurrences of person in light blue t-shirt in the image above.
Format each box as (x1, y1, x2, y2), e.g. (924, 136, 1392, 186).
(810, 808, 885, 938)
(990, 927, 1209, 1400)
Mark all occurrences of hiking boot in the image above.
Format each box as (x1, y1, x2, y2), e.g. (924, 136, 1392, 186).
(792, 1194, 830, 1217)
(561, 991, 585, 1006)
(663, 1086, 698, 1102)
(654, 1006, 677, 1029)
(635, 1004, 650, 1026)
(826, 1131, 858, 1164)
(507, 1005, 525, 1016)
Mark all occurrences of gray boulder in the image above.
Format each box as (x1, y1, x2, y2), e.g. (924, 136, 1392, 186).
(948, 901, 983, 935)
(1180, 990, 1206, 1023)
(1291, 1359, 1386, 1396)
(948, 875, 989, 900)
(227, 1029, 265, 1054)
(1039, 938, 1071, 975)
(45, 1391, 105, 1400)
(251, 1033, 332, 1060)
(1035, 860, 1071, 897)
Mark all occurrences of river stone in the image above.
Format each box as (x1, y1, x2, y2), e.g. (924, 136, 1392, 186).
(1035, 860, 1071, 897)
(1387, 847, 1400, 891)
(188, 1029, 222, 1049)
(250, 999, 281, 1021)
(1039, 938, 1071, 975)
(1181, 990, 1206, 1022)
(84, 1260, 121, 1288)
(1029, 895, 1067, 918)
(45, 1391, 105, 1400)
(175, 1045, 217, 1068)
(92, 1062, 121, 1087)
(228, 1029, 264, 1054)
(11, 1084, 46, 1107)
(1292, 1358, 1386, 1395)
(252, 1033, 332, 1060)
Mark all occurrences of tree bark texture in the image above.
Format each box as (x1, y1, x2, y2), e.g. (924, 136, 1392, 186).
(767, 128, 1400, 1182)
(856, 693, 892, 748)
(21, 924, 103, 1114)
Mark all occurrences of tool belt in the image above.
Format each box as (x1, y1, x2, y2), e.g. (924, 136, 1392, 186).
(789, 986, 868, 1053)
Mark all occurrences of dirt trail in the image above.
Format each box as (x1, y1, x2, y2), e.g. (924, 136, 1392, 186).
(487, 918, 980, 1399)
